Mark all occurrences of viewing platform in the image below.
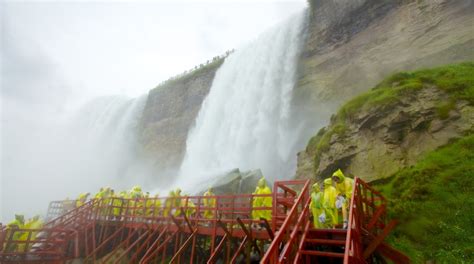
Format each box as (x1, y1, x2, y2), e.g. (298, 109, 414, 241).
(0, 179, 409, 263)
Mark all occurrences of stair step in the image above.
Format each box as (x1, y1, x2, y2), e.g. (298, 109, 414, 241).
(305, 238, 346, 246)
(299, 250, 345, 258)
(308, 228, 347, 235)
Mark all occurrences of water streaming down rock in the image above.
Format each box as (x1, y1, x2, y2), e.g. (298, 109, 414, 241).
(177, 11, 308, 190)
(68, 95, 149, 185)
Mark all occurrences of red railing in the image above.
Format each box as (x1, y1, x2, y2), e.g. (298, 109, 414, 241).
(1, 179, 409, 263)
(261, 179, 310, 263)
(344, 177, 409, 264)
(0, 227, 79, 263)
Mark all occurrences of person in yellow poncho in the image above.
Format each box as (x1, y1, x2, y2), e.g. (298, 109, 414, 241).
(163, 190, 175, 217)
(180, 195, 196, 218)
(252, 177, 272, 224)
(109, 190, 123, 219)
(18, 215, 43, 252)
(309, 183, 324, 228)
(5, 214, 25, 252)
(153, 194, 162, 217)
(144, 192, 155, 218)
(129, 186, 144, 217)
(94, 188, 105, 199)
(118, 191, 129, 217)
(323, 178, 338, 228)
(76, 192, 90, 208)
(173, 188, 183, 216)
(203, 187, 216, 219)
(331, 169, 354, 228)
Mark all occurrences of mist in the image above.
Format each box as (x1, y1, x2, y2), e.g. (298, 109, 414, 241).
(0, 1, 306, 223)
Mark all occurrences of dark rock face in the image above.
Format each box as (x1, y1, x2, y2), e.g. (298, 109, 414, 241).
(194, 168, 263, 195)
(139, 61, 223, 182)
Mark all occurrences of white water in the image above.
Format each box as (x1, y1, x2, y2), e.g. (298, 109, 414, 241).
(1, 95, 149, 221)
(177, 11, 308, 191)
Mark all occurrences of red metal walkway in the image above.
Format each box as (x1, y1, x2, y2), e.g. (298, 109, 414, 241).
(0, 179, 409, 263)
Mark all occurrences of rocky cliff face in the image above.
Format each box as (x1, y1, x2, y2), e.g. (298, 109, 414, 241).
(296, 63, 474, 182)
(295, 0, 474, 116)
(138, 0, 473, 182)
(139, 60, 224, 180)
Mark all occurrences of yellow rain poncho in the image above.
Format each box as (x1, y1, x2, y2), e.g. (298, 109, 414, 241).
(110, 191, 123, 217)
(18, 216, 43, 251)
(323, 178, 338, 228)
(76, 192, 90, 208)
(173, 188, 183, 216)
(332, 169, 354, 225)
(129, 186, 144, 216)
(332, 169, 354, 200)
(252, 177, 272, 221)
(163, 190, 175, 217)
(309, 183, 324, 228)
(5, 215, 25, 252)
(181, 196, 196, 218)
(153, 194, 162, 217)
(144, 193, 154, 217)
(94, 188, 105, 199)
(203, 188, 216, 219)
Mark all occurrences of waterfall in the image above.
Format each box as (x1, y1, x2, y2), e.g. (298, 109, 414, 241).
(177, 11, 308, 190)
(67, 95, 148, 184)
(1, 94, 148, 221)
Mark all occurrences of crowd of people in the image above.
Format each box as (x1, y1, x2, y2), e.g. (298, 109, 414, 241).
(70, 177, 273, 224)
(2, 171, 351, 253)
(310, 169, 354, 229)
(2, 214, 44, 252)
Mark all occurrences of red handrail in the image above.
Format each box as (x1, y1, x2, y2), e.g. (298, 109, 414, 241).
(261, 179, 310, 263)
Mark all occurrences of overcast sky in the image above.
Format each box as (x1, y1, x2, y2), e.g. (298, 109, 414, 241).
(1, 0, 307, 104)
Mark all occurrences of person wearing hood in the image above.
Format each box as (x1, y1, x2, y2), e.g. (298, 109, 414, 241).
(252, 177, 272, 223)
(323, 178, 338, 228)
(309, 183, 324, 228)
(163, 190, 176, 217)
(109, 190, 123, 219)
(332, 169, 354, 228)
(5, 214, 25, 252)
(129, 186, 144, 217)
(153, 194, 162, 217)
(180, 195, 196, 217)
(76, 192, 90, 208)
(203, 187, 216, 219)
(18, 215, 44, 251)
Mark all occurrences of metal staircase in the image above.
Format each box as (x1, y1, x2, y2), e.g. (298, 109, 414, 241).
(0, 179, 409, 263)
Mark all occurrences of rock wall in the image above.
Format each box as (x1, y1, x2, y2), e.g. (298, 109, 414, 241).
(139, 60, 224, 181)
(295, 0, 474, 114)
(296, 63, 474, 182)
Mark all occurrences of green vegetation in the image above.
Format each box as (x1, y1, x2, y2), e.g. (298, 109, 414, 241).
(307, 62, 474, 174)
(374, 135, 474, 263)
(338, 62, 474, 122)
(152, 55, 226, 91)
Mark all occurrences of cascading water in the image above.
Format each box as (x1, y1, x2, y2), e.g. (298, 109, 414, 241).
(177, 11, 308, 190)
(1, 94, 149, 221)
(68, 95, 148, 182)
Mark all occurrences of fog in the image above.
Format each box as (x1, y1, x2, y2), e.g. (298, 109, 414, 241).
(0, 0, 306, 223)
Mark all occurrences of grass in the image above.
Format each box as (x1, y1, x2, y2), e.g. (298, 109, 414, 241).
(373, 134, 474, 263)
(152, 57, 225, 91)
(307, 62, 474, 176)
(338, 62, 474, 122)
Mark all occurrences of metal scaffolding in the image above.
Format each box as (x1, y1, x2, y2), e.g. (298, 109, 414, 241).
(0, 179, 409, 263)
